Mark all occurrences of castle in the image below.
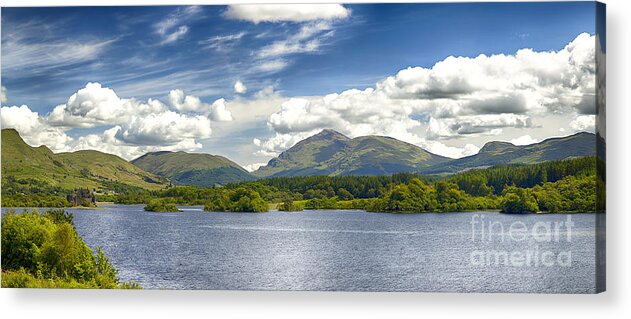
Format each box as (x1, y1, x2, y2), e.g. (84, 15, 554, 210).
(67, 189, 96, 207)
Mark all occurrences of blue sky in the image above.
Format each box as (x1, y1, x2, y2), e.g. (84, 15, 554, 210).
(1, 3, 600, 169)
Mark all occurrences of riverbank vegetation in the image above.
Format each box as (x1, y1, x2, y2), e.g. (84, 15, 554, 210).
(2, 157, 602, 214)
(1, 209, 141, 288)
(144, 199, 180, 212)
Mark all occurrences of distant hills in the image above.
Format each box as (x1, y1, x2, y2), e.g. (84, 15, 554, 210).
(1, 128, 598, 190)
(254, 129, 597, 177)
(421, 132, 598, 174)
(131, 151, 254, 186)
(253, 129, 450, 177)
(1, 128, 166, 190)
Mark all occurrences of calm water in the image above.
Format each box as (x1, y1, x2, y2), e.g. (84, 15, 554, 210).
(2, 205, 601, 292)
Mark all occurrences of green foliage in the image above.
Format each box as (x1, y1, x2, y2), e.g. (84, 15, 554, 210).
(1, 210, 141, 289)
(278, 197, 304, 211)
(305, 197, 339, 210)
(531, 175, 597, 212)
(501, 187, 539, 213)
(144, 199, 180, 212)
(203, 187, 268, 212)
(1, 177, 71, 207)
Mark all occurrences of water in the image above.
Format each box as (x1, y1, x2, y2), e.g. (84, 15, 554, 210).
(2, 205, 600, 292)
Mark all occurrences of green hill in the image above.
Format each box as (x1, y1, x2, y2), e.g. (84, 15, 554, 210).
(131, 151, 255, 186)
(253, 129, 450, 177)
(1, 128, 166, 190)
(422, 132, 597, 174)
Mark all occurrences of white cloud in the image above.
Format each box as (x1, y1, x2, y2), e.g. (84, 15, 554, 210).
(154, 6, 201, 45)
(257, 21, 335, 59)
(209, 98, 234, 122)
(255, 59, 290, 73)
(199, 32, 246, 51)
(224, 4, 350, 23)
(243, 162, 267, 172)
(72, 126, 203, 160)
(569, 115, 596, 132)
(115, 111, 212, 146)
(168, 89, 233, 121)
(3, 82, 236, 160)
(2, 28, 113, 77)
(160, 25, 188, 45)
(426, 114, 532, 140)
(48, 82, 167, 128)
(168, 89, 204, 112)
(255, 33, 597, 158)
(1, 86, 7, 103)
(420, 141, 480, 159)
(234, 80, 247, 94)
(1, 105, 72, 152)
(510, 135, 539, 146)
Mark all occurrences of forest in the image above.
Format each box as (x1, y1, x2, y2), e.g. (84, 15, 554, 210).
(1, 156, 603, 214)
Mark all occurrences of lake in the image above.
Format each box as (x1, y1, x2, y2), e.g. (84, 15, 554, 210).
(2, 205, 601, 292)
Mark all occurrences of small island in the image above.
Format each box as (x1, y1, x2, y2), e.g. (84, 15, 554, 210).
(144, 199, 181, 212)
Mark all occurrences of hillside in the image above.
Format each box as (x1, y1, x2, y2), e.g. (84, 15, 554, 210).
(422, 132, 597, 174)
(253, 129, 451, 177)
(131, 151, 254, 186)
(1, 128, 166, 190)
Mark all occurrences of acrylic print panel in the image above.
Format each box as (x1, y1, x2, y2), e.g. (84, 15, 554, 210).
(0, 2, 605, 293)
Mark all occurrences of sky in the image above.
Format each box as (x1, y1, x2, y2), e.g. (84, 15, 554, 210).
(0, 3, 602, 171)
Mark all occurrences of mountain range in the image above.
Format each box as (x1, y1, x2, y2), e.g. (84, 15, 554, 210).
(1, 128, 598, 189)
(1, 128, 166, 190)
(131, 151, 254, 186)
(252, 129, 450, 177)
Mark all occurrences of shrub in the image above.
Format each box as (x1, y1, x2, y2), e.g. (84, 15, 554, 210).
(1, 210, 141, 289)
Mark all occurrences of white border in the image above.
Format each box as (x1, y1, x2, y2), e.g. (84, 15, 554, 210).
(1, 1, 630, 318)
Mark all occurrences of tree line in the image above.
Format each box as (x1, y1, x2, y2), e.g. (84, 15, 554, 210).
(1, 157, 602, 213)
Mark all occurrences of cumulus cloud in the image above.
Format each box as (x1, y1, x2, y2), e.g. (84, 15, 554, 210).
(167, 89, 234, 121)
(3, 82, 234, 160)
(234, 80, 247, 94)
(510, 135, 539, 146)
(209, 98, 234, 122)
(1, 105, 72, 152)
(426, 114, 532, 140)
(48, 82, 167, 128)
(224, 4, 350, 23)
(569, 115, 596, 132)
(255, 33, 597, 158)
(168, 89, 203, 112)
(243, 162, 267, 172)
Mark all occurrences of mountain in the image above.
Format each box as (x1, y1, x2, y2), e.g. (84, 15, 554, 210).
(253, 129, 451, 177)
(421, 132, 597, 174)
(1, 128, 166, 190)
(131, 151, 254, 186)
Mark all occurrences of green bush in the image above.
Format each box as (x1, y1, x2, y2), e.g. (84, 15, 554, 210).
(278, 198, 304, 211)
(1, 209, 141, 289)
(501, 187, 539, 213)
(144, 199, 180, 212)
(203, 187, 268, 212)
